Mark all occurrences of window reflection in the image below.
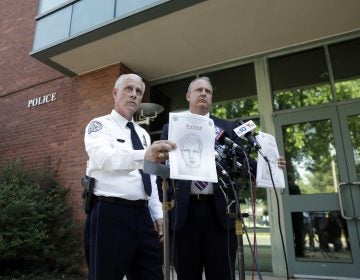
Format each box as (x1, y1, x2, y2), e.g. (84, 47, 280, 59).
(334, 79, 360, 101)
(150, 64, 258, 137)
(269, 48, 331, 110)
(116, 0, 165, 18)
(39, 0, 69, 14)
(329, 38, 360, 101)
(291, 211, 351, 262)
(270, 38, 360, 110)
(284, 120, 339, 194)
(347, 114, 360, 178)
(212, 98, 258, 120)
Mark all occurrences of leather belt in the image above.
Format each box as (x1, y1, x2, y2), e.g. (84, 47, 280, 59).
(190, 194, 214, 201)
(95, 196, 148, 207)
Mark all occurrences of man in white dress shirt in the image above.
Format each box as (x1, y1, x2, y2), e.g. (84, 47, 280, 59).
(84, 73, 175, 280)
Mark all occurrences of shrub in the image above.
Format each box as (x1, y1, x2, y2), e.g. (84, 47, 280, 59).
(0, 160, 84, 278)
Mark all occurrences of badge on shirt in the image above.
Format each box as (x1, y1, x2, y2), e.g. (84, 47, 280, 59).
(88, 121, 103, 134)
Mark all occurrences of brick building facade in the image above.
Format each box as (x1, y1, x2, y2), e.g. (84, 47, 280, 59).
(2, 1, 360, 277)
(0, 0, 131, 225)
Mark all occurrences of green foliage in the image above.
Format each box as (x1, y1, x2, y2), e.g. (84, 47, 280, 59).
(273, 78, 360, 110)
(212, 97, 258, 119)
(0, 160, 84, 278)
(283, 119, 338, 193)
(273, 84, 332, 110)
(348, 114, 360, 176)
(0, 272, 86, 280)
(281, 78, 360, 194)
(335, 78, 360, 100)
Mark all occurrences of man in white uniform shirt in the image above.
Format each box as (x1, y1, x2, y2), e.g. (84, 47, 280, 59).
(84, 73, 176, 280)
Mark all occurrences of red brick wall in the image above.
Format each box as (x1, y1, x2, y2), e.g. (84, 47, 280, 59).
(0, 0, 63, 97)
(0, 0, 135, 225)
(62, 65, 123, 223)
(0, 62, 129, 224)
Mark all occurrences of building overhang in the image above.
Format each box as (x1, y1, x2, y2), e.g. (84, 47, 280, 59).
(30, 0, 360, 82)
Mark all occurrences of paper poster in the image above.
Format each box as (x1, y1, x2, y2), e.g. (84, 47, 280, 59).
(255, 131, 285, 188)
(168, 112, 217, 182)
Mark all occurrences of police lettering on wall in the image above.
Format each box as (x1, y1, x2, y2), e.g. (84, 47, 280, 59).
(27, 92, 56, 108)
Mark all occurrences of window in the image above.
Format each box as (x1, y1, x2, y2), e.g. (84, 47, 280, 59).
(269, 48, 331, 110)
(205, 64, 258, 120)
(116, 0, 169, 19)
(149, 63, 258, 137)
(269, 38, 360, 111)
(329, 38, 360, 101)
(39, 0, 72, 14)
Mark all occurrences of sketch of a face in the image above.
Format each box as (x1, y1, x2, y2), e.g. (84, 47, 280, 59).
(180, 134, 202, 169)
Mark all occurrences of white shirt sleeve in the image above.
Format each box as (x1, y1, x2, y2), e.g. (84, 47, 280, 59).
(84, 118, 145, 171)
(148, 174, 163, 221)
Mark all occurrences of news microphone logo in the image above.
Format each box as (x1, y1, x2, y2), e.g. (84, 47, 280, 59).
(233, 120, 261, 151)
(233, 120, 256, 138)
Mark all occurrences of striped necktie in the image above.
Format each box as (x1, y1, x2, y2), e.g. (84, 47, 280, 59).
(126, 122, 152, 196)
(194, 181, 208, 191)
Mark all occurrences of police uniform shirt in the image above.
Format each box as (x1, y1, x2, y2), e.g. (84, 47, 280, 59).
(84, 109, 162, 221)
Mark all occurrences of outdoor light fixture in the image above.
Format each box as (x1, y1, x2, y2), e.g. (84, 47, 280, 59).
(136, 103, 164, 125)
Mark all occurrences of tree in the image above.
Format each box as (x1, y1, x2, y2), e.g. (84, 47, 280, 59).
(0, 160, 84, 278)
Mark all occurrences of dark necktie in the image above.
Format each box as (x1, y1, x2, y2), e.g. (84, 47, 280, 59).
(126, 122, 152, 196)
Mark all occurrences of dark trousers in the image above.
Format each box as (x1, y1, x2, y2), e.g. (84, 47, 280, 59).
(84, 200, 163, 280)
(174, 199, 237, 280)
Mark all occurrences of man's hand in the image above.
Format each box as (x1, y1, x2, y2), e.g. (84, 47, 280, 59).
(277, 156, 286, 170)
(145, 140, 176, 163)
(154, 218, 164, 243)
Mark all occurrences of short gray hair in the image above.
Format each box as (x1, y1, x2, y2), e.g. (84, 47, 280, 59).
(187, 76, 212, 93)
(114, 74, 145, 94)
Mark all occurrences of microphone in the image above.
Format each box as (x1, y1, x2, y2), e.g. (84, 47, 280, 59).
(233, 119, 261, 151)
(214, 143, 226, 160)
(215, 152, 230, 178)
(215, 149, 242, 169)
(215, 127, 245, 155)
(215, 126, 226, 143)
(215, 127, 253, 180)
(223, 136, 246, 155)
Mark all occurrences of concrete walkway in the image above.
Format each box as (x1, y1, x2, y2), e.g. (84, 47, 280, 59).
(148, 271, 316, 280)
(159, 275, 312, 280)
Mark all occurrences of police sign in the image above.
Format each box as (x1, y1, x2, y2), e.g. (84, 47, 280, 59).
(27, 92, 56, 108)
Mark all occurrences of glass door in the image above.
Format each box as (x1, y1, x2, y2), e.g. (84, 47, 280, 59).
(274, 100, 360, 278)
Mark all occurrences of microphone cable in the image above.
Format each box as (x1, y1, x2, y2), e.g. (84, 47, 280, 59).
(262, 154, 290, 280)
(215, 157, 237, 280)
(222, 146, 264, 280)
(237, 148, 264, 280)
(218, 177, 236, 280)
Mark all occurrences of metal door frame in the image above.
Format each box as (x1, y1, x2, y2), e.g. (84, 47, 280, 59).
(274, 100, 360, 279)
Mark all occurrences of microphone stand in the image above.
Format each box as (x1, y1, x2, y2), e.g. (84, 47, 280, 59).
(229, 148, 246, 280)
(143, 161, 173, 280)
(235, 217, 245, 280)
(162, 177, 174, 280)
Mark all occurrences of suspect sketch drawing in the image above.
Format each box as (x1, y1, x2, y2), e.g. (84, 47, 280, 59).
(179, 134, 204, 175)
(168, 112, 217, 182)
